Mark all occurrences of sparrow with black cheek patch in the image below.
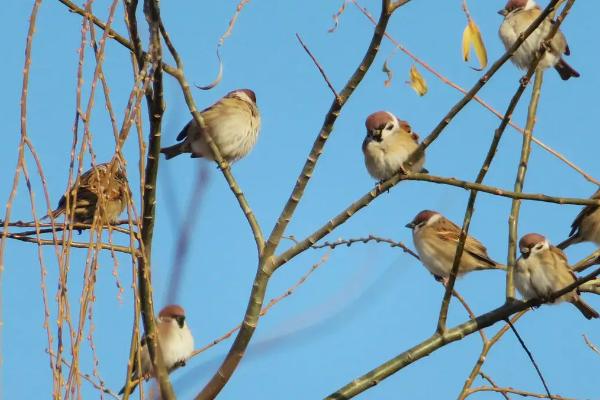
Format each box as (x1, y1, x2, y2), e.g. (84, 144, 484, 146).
(405, 210, 505, 280)
(362, 111, 427, 182)
(516, 233, 599, 319)
(161, 89, 261, 162)
(498, 0, 579, 80)
(50, 162, 127, 226)
(557, 189, 600, 250)
(119, 305, 195, 395)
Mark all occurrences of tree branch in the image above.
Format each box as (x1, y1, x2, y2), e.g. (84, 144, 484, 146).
(325, 265, 600, 399)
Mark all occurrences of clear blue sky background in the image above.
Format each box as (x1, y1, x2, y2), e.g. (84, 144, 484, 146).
(2, 1, 599, 399)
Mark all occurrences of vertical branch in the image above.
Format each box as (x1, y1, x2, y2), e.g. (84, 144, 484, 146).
(505, 0, 575, 300)
(506, 71, 544, 299)
(122, 0, 175, 398)
(139, 0, 177, 395)
(437, 0, 574, 332)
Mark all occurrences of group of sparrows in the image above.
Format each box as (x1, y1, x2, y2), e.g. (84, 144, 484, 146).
(44, 0, 593, 394)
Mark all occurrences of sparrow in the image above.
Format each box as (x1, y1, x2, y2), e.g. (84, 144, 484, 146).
(557, 189, 600, 250)
(405, 210, 505, 280)
(160, 89, 261, 162)
(119, 304, 195, 395)
(498, 0, 579, 80)
(515, 233, 599, 319)
(50, 162, 127, 225)
(362, 111, 427, 182)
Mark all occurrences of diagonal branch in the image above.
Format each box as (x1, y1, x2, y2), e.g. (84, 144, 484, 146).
(325, 264, 600, 399)
(193, 1, 404, 399)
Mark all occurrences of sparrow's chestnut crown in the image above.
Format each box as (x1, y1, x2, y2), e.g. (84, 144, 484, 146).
(228, 88, 257, 104)
(159, 304, 186, 319)
(519, 233, 546, 252)
(365, 111, 396, 131)
(503, 0, 529, 12)
(406, 209, 439, 229)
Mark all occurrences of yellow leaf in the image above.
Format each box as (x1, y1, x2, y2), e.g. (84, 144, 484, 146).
(408, 65, 427, 96)
(462, 18, 488, 70)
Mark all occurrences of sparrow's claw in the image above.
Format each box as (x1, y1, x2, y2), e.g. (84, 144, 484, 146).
(520, 76, 530, 86)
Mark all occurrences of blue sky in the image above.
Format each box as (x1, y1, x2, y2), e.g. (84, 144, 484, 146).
(2, 0, 599, 399)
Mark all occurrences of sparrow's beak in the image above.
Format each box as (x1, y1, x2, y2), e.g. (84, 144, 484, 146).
(520, 248, 530, 259)
(405, 222, 416, 229)
(498, 9, 508, 16)
(367, 129, 383, 142)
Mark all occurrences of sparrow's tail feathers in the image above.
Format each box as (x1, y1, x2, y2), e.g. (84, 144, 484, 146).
(571, 298, 600, 320)
(557, 235, 580, 250)
(160, 142, 189, 160)
(472, 263, 507, 272)
(554, 58, 580, 80)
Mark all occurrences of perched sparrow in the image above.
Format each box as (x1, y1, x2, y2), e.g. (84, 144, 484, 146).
(50, 162, 127, 225)
(515, 233, 599, 319)
(498, 0, 579, 80)
(362, 111, 427, 181)
(557, 189, 600, 250)
(160, 89, 261, 162)
(406, 210, 504, 279)
(119, 305, 195, 395)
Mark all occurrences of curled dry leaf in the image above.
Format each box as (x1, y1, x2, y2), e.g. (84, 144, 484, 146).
(462, 18, 488, 70)
(407, 64, 427, 96)
(382, 60, 393, 88)
(195, 47, 223, 90)
(328, 0, 350, 33)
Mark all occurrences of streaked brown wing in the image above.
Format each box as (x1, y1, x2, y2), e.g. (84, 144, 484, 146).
(437, 218, 496, 266)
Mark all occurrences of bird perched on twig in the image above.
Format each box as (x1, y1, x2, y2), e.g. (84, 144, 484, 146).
(405, 210, 505, 280)
(50, 162, 127, 225)
(557, 189, 600, 250)
(119, 305, 195, 395)
(516, 233, 599, 319)
(160, 89, 261, 163)
(498, 0, 579, 80)
(362, 111, 427, 182)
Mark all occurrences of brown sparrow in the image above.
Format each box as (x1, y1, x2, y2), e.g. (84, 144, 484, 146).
(50, 162, 127, 225)
(160, 89, 260, 162)
(362, 111, 426, 181)
(405, 210, 505, 279)
(516, 233, 599, 319)
(119, 304, 195, 394)
(557, 189, 600, 250)
(498, 0, 579, 80)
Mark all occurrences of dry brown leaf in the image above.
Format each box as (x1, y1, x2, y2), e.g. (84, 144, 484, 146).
(407, 64, 427, 96)
(328, 0, 350, 33)
(383, 60, 393, 88)
(462, 18, 488, 71)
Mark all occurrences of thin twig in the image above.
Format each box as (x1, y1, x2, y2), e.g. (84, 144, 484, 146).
(296, 33, 340, 101)
(506, 319, 552, 399)
(311, 235, 419, 259)
(466, 386, 575, 400)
